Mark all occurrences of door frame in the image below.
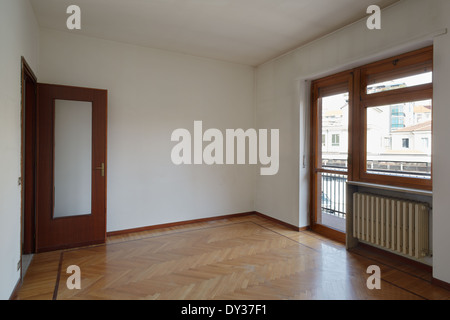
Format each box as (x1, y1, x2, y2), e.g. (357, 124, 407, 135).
(20, 61, 108, 258)
(20, 57, 38, 278)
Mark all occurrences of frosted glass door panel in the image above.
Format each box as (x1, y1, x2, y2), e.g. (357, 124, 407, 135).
(54, 100, 92, 218)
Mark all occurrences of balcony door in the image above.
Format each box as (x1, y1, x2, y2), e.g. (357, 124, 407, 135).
(311, 71, 354, 241)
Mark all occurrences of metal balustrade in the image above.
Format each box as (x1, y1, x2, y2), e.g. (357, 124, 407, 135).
(321, 173, 347, 219)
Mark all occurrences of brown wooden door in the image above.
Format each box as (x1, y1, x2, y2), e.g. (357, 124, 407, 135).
(36, 84, 107, 252)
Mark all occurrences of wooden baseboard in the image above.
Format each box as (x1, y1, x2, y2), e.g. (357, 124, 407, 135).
(9, 279, 22, 300)
(107, 212, 255, 237)
(107, 211, 309, 238)
(36, 239, 106, 253)
(432, 277, 450, 291)
(254, 211, 309, 232)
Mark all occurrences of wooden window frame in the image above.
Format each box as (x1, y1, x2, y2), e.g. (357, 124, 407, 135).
(356, 46, 433, 191)
(361, 46, 433, 100)
(310, 46, 434, 239)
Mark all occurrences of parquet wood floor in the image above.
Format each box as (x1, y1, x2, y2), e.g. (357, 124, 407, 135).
(15, 215, 450, 300)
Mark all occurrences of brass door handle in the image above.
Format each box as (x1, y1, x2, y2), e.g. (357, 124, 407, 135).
(95, 163, 105, 177)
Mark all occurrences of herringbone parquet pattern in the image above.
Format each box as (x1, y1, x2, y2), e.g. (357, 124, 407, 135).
(15, 215, 450, 300)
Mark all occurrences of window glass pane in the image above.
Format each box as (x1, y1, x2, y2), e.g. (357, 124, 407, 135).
(366, 99, 432, 179)
(367, 72, 432, 94)
(54, 100, 93, 218)
(321, 92, 349, 171)
(366, 59, 432, 95)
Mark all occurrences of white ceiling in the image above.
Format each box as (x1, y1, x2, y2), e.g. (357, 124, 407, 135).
(30, 0, 399, 66)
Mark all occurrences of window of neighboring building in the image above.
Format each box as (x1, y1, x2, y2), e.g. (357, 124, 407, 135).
(384, 137, 392, 149)
(332, 134, 340, 147)
(422, 137, 429, 149)
(402, 138, 410, 149)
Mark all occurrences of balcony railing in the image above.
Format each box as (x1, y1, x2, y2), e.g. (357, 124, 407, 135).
(321, 173, 347, 218)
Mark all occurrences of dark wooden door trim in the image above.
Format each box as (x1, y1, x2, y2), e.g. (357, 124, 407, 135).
(36, 84, 108, 252)
(21, 57, 38, 257)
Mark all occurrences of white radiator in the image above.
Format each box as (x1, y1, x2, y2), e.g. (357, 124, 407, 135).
(353, 193, 430, 259)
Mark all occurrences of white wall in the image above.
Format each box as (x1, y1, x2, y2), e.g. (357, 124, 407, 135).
(432, 17, 450, 285)
(255, 0, 450, 283)
(38, 28, 256, 233)
(0, 0, 39, 300)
